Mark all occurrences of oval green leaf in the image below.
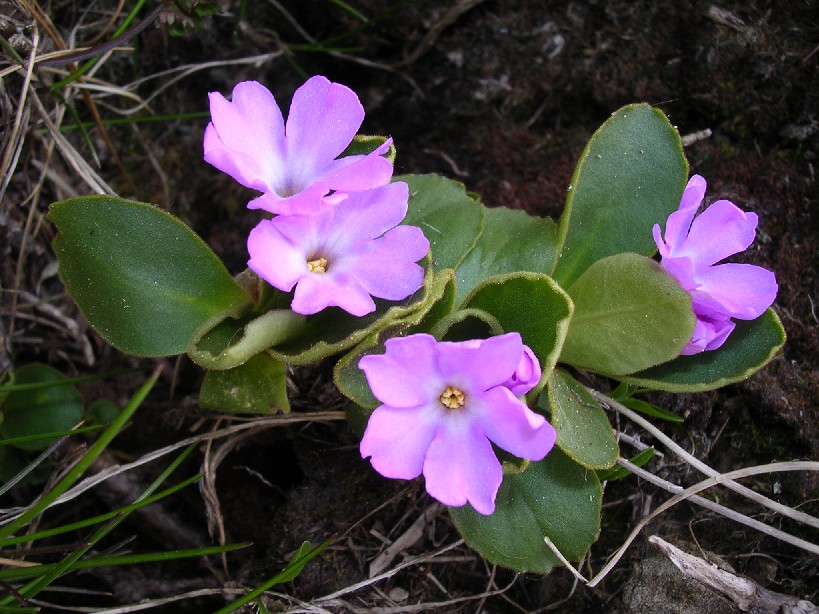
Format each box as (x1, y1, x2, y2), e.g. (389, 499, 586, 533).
(620, 308, 786, 392)
(48, 196, 252, 357)
(399, 174, 484, 271)
(454, 206, 558, 303)
(200, 352, 289, 414)
(560, 253, 695, 375)
(553, 104, 688, 287)
(449, 448, 602, 573)
(544, 369, 618, 469)
(0, 364, 84, 451)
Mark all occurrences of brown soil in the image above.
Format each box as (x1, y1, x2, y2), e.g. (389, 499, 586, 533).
(1, 0, 817, 611)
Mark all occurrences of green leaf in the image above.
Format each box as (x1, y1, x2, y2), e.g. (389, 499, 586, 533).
(341, 134, 396, 163)
(553, 104, 688, 287)
(434, 308, 504, 341)
(449, 448, 602, 573)
(621, 397, 684, 423)
(199, 352, 289, 414)
(597, 447, 655, 481)
(0, 365, 84, 451)
(454, 206, 558, 303)
(544, 369, 618, 470)
(463, 273, 574, 382)
(560, 253, 695, 375)
(269, 264, 449, 365)
(48, 196, 251, 357)
(188, 309, 306, 370)
(620, 308, 786, 392)
(84, 399, 121, 425)
(399, 174, 484, 271)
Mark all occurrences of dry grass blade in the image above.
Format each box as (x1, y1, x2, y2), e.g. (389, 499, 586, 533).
(592, 389, 819, 531)
(0, 29, 38, 208)
(28, 88, 114, 195)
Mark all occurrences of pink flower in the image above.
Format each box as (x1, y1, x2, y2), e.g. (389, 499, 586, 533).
(247, 182, 428, 316)
(204, 77, 394, 216)
(501, 346, 541, 396)
(653, 175, 778, 355)
(359, 333, 557, 515)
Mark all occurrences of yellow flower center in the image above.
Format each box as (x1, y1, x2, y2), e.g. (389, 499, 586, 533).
(307, 257, 328, 274)
(439, 385, 466, 410)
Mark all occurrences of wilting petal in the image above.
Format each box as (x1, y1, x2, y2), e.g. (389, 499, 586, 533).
(359, 334, 441, 408)
(694, 263, 778, 320)
(436, 333, 524, 392)
(680, 200, 758, 268)
(360, 404, 440, 479)
(473, 387, 556, 460)
(423, 419, 503, 515)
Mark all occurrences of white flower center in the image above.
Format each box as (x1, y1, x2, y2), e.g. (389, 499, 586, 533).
(439, 385, 466, 410)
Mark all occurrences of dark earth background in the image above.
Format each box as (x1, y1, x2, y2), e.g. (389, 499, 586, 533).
(2, 0, 818, 611)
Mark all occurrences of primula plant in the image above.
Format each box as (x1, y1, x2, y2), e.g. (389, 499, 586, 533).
(45, 75, 785, 573)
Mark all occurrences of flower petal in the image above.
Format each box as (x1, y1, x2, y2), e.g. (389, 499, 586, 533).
(436, 333, 524, 392)
(360, 404, 440, 480)
(423, 418, 502, 515)
(679, 200, 758, 268)
(359, 334, 441, 408)
(321, 147, 395, 194)
(247, 220, 308, 292)
(693, 262, 778, 319)
(501, 345, 541, 397)
(663, 174, 706, 251)
(247, 182, 330, 216)
(472, 387, 556, 460)
(290, 271, 376, 316)
(204, 82, 286, 192)
(343, 226, 429, 300)
(331, 183, 410, 242)
(285, 76, 364, 178)
(681, 315, 735, 355)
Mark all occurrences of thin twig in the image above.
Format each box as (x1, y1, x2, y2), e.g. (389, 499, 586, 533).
(316, 540, 465, 603)
(588, 460, 819, 587)
(591, 389, 819, 531)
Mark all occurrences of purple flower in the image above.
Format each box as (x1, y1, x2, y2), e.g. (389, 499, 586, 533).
(247, 182, 429, 316)
(204, 77, 394, 216)
(653, 175, 778, 355)
(359, 333, 557, 515)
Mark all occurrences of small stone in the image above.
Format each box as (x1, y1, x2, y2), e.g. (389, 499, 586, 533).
(389, 587, 409, 603)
